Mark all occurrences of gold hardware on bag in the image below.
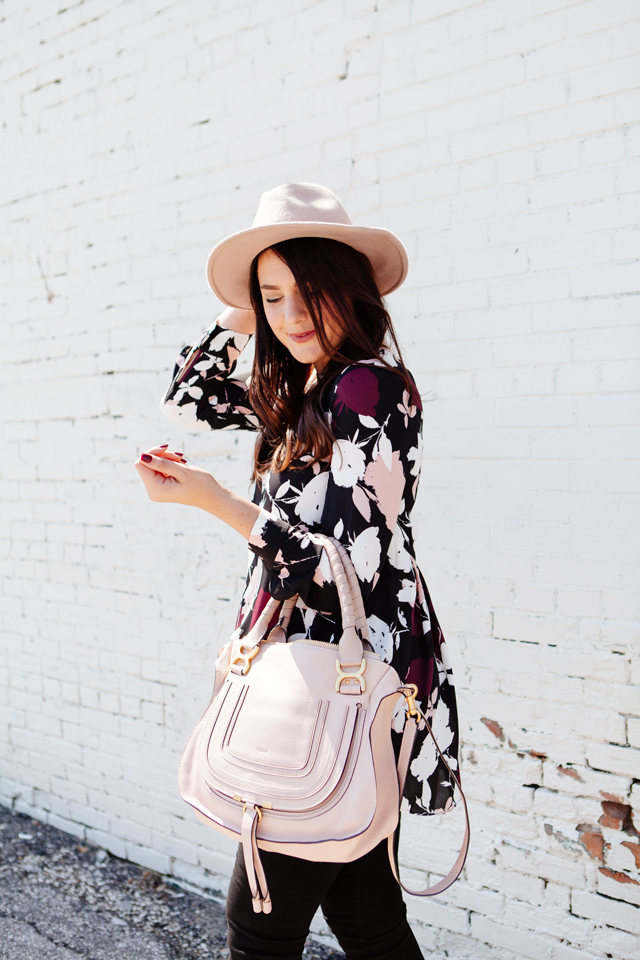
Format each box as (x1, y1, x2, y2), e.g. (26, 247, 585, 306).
(234, 795, 272, 809)
(403, 683, 420, 719)
(335, 659, 366, 693)
(231, 643, 260, 675)
(242, 802, 272, 819)
(243, 803, 262, 821)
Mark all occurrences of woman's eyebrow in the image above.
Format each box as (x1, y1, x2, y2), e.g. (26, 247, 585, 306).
(260, 284, 281, 290)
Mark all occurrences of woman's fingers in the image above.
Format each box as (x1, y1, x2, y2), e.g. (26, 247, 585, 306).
(142, 445, 188, 463)
(135, 453, 191, 504)
(136, 452, 181, 476)
(136, 451, 181, 479)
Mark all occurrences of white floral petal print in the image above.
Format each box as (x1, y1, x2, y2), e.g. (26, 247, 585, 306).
(359, 414, 378, 428)
(397, 579, 417, 605)
(407, 432, 423, 477)
(331, 439, 367, 487)
(366, 615, 394, 662)
(409, 698, 453, 787)
(377, 430, 393, 471)
(312, 546, 334, 587)
(294, 472, 329, 524)
(350, 527, 381, 583)
(301, 605, 316, 631)
(248, 510, 272, 550)
(162, 400, 212, 432)
(388, 527, 413, 572)
(391, 698, 406, 734)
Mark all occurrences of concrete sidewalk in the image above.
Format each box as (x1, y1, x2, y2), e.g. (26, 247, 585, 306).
(0, 806, 343, 960)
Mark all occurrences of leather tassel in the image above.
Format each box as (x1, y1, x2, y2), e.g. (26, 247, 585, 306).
(241, 804, 271, 913)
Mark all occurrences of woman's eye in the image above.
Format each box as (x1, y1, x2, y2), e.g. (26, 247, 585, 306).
(265, 297, 282, 304)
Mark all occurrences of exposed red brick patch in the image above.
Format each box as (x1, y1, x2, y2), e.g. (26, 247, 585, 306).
(599, 802, 638, 836)
(529, 749, 547, 760)
(621, 841, 640, 868)
(481, 717, 504, 741)
(599, 867, 640, 886)
(600, 791, 625, 803)
(577, 824, 604, 861)
(557, 765, 583, 781)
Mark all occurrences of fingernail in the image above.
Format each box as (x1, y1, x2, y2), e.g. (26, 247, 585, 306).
(141, 454, 152, 463)
(180, 458, 188, 463)
(174, 451, 183, 457)
(159, 444, 169, 449)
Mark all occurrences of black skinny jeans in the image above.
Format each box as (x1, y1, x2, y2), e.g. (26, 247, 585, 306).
(226, 837, 424, 960)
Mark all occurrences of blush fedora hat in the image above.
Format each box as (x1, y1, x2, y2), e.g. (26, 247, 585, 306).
(206, 182, 409, 309)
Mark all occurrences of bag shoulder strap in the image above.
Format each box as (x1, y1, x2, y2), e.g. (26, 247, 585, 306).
(389, 703, 470, 896)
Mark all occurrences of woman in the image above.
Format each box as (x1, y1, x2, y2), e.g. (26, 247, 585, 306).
(135, 183, 459, 960)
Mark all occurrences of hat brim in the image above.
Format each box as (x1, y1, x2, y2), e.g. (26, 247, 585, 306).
(206, 222, 409, 309)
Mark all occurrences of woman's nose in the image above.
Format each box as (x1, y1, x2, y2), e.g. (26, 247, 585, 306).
(284, 294, 308, 325)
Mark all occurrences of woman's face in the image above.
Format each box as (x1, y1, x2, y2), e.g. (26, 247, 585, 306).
(257, 249, 344, 370)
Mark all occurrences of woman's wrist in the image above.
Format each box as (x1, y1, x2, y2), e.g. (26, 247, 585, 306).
(197, 475, 262, 540)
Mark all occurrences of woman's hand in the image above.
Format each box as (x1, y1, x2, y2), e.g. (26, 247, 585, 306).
(134, 445, 261, 539)
(134, 445, 220, 511)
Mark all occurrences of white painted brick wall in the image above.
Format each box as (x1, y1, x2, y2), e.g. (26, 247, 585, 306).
(1, 1, 639, 956)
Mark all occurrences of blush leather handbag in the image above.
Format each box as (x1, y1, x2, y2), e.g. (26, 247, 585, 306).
(178, 535, 469, 913)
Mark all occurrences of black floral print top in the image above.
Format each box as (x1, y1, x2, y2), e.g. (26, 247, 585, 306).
(162, 323, 460, 817)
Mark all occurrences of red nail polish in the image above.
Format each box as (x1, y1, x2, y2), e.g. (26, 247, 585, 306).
(159, 444, 169, 448)
(174, 451, 183, 457)
(141, 454, 152, 463)
(180, 458, 188, 463)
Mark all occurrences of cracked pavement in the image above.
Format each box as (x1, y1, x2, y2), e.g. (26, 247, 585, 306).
(0, 806, 344, 960)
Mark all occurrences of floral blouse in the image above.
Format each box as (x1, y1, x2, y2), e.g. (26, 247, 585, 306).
(161, 323, 460, 817)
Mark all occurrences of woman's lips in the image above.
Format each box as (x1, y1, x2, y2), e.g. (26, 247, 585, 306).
(289, 330, 316, 344)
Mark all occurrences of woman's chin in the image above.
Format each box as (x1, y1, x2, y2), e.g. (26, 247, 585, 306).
(289, 345, 327, 368)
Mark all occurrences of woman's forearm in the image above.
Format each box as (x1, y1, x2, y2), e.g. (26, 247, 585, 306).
(200, 478, 262, 540)
(217, 306, 256, 335)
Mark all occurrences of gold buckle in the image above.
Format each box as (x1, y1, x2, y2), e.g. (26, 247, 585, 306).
(243, 803, 262, 822)
(335, 659, 366, 693)
(403, 683, 420, 719)
(231, 644, 260, 675)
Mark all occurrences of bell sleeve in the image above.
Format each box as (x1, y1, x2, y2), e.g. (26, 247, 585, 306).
(160, 323, 259, 432)
(247, 362, 423, 615)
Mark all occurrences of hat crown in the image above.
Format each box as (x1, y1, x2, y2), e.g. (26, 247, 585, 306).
(252, 182, 352, 229)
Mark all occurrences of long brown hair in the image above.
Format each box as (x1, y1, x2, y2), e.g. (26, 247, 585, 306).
(248, 237, 412, 477)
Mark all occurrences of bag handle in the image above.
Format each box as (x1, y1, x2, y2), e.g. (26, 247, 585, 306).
(230, 535, 366, 681)
(389, 693, 470, 896)
(269, 536, 369, 644)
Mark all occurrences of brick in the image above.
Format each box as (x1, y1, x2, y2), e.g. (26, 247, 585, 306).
(590, 923, 640, 960)
(628, 719, 640, 749)
(551, 944, 601, 960)
(587, 744, 640, 780)
(470, 915, 553, 959)
(406, 897, 470, 935)
(500, 843, 586, 889)
(571, 889, 640, 935)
